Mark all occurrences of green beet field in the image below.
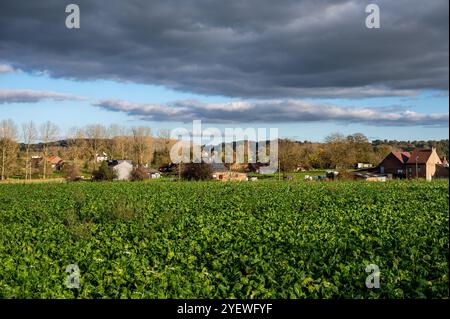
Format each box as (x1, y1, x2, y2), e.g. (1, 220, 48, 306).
(0, 180, 448, 298)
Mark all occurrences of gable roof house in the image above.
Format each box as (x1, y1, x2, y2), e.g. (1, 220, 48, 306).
(378, 148, 446, 181)
(108, 160, 133, 180)
(405, 148, 443, 180)
(47, 155, 64, 171)
(378, 151, 411, 178)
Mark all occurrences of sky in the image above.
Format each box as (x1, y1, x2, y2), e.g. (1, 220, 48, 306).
(0, 0, 448, 142)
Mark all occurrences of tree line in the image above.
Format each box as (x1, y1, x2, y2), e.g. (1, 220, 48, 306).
(0, 119, 448, 180)
(0, 119, 174, 180)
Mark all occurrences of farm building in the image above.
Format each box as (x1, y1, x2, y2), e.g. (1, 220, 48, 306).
(47, 156, 64, 170)
(30, 155, 64, 171)
(376, 148, 447, 181)
(354, 172, 387, 182)
(211, 163, 248, 181)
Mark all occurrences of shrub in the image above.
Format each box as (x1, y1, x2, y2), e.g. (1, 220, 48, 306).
(92, 161, 116, 181)
(181, 163, 213, 180)
(130, 166, 148, 181)
(63, 164, 80, 181)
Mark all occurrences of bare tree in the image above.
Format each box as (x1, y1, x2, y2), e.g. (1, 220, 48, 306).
(324, 133, 351, 169)
(67, 126, 87, 161)
(152, 128, 174, 167)
(131, 126, 153, 165)
(108, 124, 130, 160)
(22, 121, 37, 180)
(157, 129, 171, 146)
(0, 119, 18, 180)
(278, 139, 302, 175)
(39, 121, 59, 179)
(346, 133, 373, 164)
(85, 124, 107, 169)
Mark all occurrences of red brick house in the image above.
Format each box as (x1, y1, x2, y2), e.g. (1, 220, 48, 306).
(378, 148, 446, 180)
(378, 151, 410, 178)
(405, 148, 443, 180)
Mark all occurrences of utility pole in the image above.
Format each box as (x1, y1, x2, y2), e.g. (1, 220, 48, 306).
(415, 156, 419, 180)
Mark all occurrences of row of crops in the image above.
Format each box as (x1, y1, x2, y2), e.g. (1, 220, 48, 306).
(0, 180, 448, 298)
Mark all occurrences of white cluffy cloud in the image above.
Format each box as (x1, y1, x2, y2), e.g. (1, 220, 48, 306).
(0, 64, 15, 74)
(0, 89, 80, 104)
(92, 99, 449, 127)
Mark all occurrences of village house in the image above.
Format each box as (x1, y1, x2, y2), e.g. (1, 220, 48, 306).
(108, 160, 133, 180)
(377, 148, 447, 181)
(378, 151, 411, 178)
(30, 155, 64, 171)
(211, 163, 248, 181)
(404, 148, 445, 180)
(47, 155, 64, 171)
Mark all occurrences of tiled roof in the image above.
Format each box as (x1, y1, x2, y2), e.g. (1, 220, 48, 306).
(406, 149, 433, 164)
(391, 151, 410, 164)
(47, 156, 63, 164)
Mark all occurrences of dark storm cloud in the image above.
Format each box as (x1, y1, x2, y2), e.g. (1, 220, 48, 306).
(92, 99, 449, 127)
(0, 0, 448, 98)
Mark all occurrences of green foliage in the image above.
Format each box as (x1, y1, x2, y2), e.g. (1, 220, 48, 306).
(152, 149, 171, 168)
(91, 161, 116, 181)
(0, 180, 448, 298)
